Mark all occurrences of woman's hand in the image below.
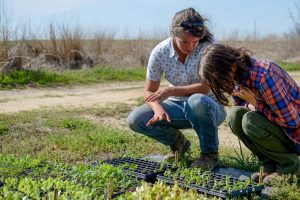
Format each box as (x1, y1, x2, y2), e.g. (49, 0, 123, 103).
(232, 85, 257, 106)
(246, 103, 256, 111)
(145, 87, 172, 102)
(146, 110, 171, 126)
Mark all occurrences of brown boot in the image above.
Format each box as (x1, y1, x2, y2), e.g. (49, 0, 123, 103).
(263, 171, 300, 185)
(190, 153, 218, 170)
(263, 172, 280, 185)
(251, 172, 272, 183)
(163, 132, 191, 161)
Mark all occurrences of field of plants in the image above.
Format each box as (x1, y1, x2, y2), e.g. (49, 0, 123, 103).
(0, 88, 299, 199)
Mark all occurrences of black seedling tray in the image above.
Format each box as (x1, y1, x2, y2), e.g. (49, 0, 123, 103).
(157, 171, 264, 199)
(103, 157, 173, 182)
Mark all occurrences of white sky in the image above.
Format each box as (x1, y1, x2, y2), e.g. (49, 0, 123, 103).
(7, 0, 299, 39)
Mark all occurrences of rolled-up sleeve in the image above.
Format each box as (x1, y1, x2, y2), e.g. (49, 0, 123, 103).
(146, 49, 163, 81)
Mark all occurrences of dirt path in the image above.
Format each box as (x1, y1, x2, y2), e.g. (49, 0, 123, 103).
(0, 82, 146, 113)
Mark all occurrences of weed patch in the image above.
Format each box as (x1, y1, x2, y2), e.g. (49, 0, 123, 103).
(0, 105, 167, 163)
(0, 67, 146, 89)
(0, 123, 9, 135)
(269, 175, 300, 199)
(60, 118, 95, 131)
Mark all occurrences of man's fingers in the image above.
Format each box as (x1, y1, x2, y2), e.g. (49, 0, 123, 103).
(145, 95, 160, 102)
(146, 118, 154, 126)
(146, 116, 159, 126)
(146, 113, 171, 126)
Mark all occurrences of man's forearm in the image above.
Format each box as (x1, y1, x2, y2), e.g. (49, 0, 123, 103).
(169, 82, 210, 96)
(144, 91, 164, 113)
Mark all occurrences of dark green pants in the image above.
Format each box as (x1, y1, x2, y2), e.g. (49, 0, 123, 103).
(227, 106, 300, 174)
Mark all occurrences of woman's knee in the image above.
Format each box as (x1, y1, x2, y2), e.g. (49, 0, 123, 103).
(226, 106, 248, 137)
(227, 106, 248, 125)
(127, 104, 151, 132)
(241, 111, 268, 139)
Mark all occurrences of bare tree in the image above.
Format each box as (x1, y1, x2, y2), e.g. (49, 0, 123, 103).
(289, 0, 300, 35)
(0, 0, 10, 62)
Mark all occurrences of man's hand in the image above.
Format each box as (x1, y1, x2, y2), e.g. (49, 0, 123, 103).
(146, 110, 171, 126)
(145, 87, 172, 102)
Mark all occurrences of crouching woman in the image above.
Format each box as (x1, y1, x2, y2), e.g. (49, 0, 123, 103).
(199, 43, 300, 183)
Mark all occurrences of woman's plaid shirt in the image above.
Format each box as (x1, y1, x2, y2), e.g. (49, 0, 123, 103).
(234, 58, 300, 151)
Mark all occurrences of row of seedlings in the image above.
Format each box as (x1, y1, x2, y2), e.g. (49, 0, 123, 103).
(101, 157, 173, 183)
(99, 157, 174, 198)
(0, 158, 139, 199)
(101, 157, 264, 199)
(157, 167, 265, 199)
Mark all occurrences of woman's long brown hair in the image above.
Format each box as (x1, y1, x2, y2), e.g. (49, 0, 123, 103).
(199, 44, 251, 105)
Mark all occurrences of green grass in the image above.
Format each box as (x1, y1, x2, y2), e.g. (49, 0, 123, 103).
(0, 66, 146, 89)
(0, 103, 168, 163)
(59, 117, 96, 131)
(278, 62, 300, 71)
(0, 62, 298, 89)
(0, 104, 299, 198)
(0, 102, 257, 169)
(0, 122, 10, 135)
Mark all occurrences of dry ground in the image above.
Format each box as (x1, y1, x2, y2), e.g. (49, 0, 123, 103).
(0, 82, 145, 113)
(0, 72, 298, 148)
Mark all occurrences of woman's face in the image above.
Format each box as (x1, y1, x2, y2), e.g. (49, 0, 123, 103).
(173, 32, 200, 56)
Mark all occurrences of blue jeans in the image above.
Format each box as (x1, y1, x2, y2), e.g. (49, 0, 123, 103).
(127, 94, 226, 154)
